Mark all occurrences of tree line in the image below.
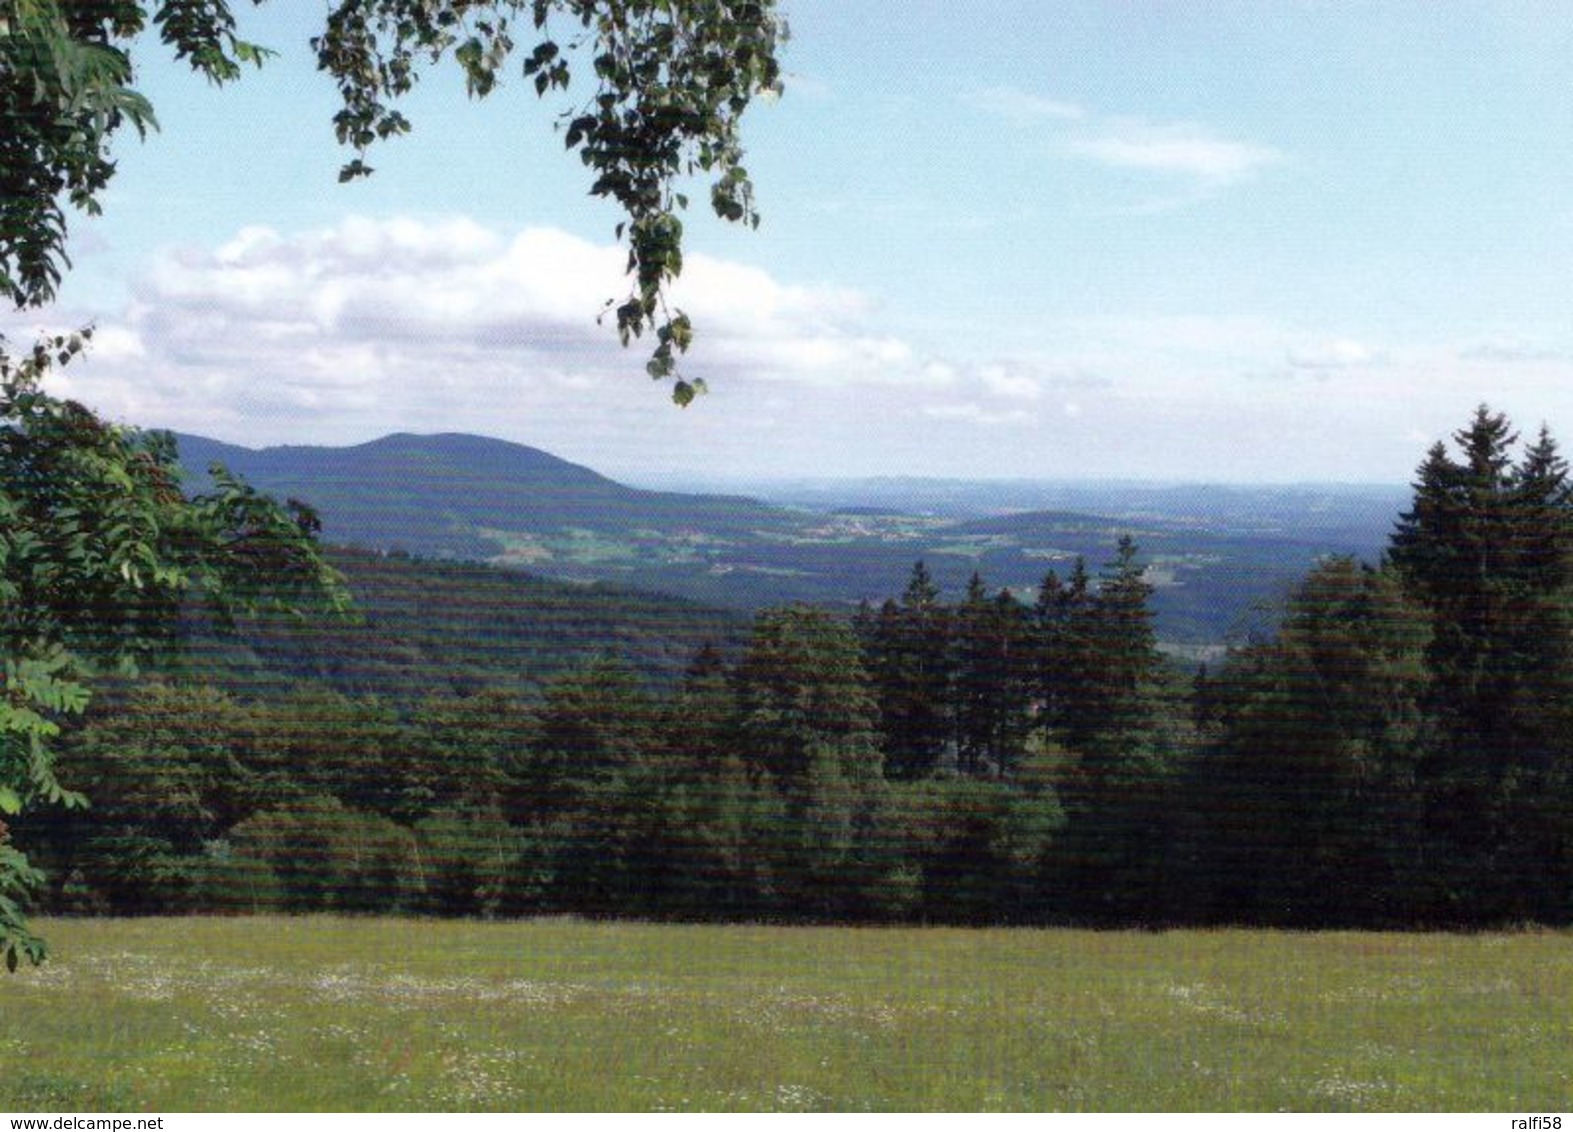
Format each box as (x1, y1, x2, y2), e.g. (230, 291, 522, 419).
(11, 406, 1572, 928)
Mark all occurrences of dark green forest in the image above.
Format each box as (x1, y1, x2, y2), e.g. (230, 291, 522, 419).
(9, 407, 1572, 928)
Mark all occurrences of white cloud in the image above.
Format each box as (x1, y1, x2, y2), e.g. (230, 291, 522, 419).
(1287, 338, 1382, 370)
(84, 323, 146, 361)
(921, 402, 1036, 427)
(976, 362, 1043, 400)
(37, 216, 1034, 466)
(1072, 121, 1284, 186)
(967, 87, 1284, 193)
(114, 216, 925, 398)
(1456, 337, 1566, 363)
(965, 86, 1085, 123)
(42, 215, 1569, 485)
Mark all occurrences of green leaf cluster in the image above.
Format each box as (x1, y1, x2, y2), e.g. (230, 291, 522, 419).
(316, 1, 783, 401)
(1, 330, 347, 966)
(0, 0, 266, 305)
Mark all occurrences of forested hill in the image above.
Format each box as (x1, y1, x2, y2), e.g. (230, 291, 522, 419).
(173, 431, 790, 562)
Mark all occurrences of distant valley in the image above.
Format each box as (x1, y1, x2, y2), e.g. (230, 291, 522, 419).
(175, 432, 1408, 650)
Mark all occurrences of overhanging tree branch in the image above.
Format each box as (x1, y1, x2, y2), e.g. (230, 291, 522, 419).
(0, 0, 786, 402)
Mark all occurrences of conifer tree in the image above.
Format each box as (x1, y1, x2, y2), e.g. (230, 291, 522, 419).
(1388, 407, 1573, 920)
(1053, 537, 1171, 922)
(952, 575, 1032, 777)
(1032, 558, 1093, 737)
(1058, 537, 1161, 757)
(864, 562, 953, 779)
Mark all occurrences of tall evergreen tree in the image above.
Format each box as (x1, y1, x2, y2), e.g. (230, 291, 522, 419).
(1032, 558, 1093, 738)
(1053, 537, 1173, 922)
(1388, 407, 1573, 921)
(952, 575, 1033, 778)
(864, 562, 953, 779)
(1061, 537, 1161, 757)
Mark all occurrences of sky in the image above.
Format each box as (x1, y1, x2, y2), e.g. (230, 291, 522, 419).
(10, 1, 1573, 485)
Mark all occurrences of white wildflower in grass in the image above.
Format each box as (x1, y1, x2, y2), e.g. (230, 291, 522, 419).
(1162, 980, 1283, 1026)
(772, 1082, 829, 1111)
(309, 969, 376, 1002)
(440, 1050, 525, 1110)
(1309, 1069, 1394, 1106)
(310, 1021, 367, 1043)
(19, 962, 75, 988)
(229, 1030, 280, 1055)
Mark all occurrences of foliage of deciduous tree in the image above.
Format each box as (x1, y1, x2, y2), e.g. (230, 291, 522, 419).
(1, 0, 784, 401)
(414, 804, 521, 917)
(1, 331, 346, 968)
(736, 605, 885, 916)
(247, 686, 408, 818)
(514, 656, 663, 913)
(1187, 558, 1430, 925)
(883, 772, 1064, 925)
(54, 682, 256, 851)
(408, 688, 526, 815)
(652, 642, 780, 916)
(228, 795, 422, 912)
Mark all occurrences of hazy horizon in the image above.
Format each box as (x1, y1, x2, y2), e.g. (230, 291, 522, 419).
(172, 426, 1416, 496)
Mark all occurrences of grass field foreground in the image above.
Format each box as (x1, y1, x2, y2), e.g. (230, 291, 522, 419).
(1, 918, 1569, 1111)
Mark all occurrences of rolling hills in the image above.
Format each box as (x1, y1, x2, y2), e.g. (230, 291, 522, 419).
(173, 431, 1406, 647)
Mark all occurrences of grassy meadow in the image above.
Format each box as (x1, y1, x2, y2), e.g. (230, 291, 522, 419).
(1, 917, 1569, 1112)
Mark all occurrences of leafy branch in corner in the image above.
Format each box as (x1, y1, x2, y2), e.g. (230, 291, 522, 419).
(1, 1, 786, 403)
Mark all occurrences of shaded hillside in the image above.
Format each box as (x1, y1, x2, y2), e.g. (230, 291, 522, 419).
(170, 547, 747, 708)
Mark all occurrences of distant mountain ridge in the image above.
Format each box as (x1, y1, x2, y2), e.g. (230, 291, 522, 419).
(178, 432, 620, 493)
(174, 431, 789, 562)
